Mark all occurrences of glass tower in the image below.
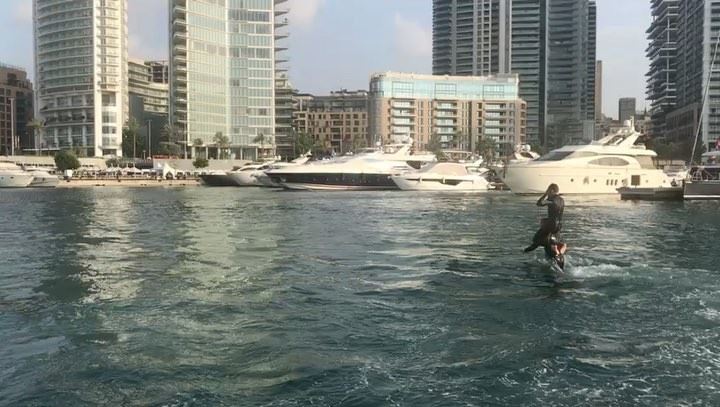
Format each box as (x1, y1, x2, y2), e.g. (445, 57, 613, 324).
(33, 0, 128, 157)
(170, 0, 277, 160)
(432, 0, 597, 148)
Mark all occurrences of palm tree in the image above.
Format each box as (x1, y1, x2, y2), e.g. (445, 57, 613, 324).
(27, 119, 44, 156)
(213, 131, 230, 159)
(253, 133, 266, 158)
(122, 118, 141, 158)
(192, 138, 204, 159)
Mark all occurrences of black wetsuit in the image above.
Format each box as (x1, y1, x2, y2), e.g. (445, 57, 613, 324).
(525, 194, 565, 258)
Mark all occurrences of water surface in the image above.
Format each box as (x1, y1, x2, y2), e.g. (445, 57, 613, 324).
(1, 188, 719, 406)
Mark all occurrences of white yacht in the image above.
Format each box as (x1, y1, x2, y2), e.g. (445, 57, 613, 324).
(228, 163, 271, 187)
(199, 170, 238, 187)
(254, 152, 313, 187)
(25, 167, 59, 188)
(266, 143, 436, 191)
(502, 122, 671, 194)
(0, 162, 34, 188)
(391, 162, 490, 192)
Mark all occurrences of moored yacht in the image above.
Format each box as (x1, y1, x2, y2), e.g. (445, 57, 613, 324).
(684, 151, 720, 200)
(502, 122, 671, 194)
(254, 152, 312, 187)
(266, 143, 436, 191)
(25, 167, 59, 188)
(228, 163, 271, 187)
(391, 162, 490, 192)
(199, 170, 238, 187)
(0, 162, 34, 188)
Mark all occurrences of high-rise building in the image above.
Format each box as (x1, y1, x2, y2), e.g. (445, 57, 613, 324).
(170, 0, 280, 160)
(618, 98, 637, 123)
(128, 59, 169, 116)
(646, 0, 679, 139)
(545, 0, 597, 147)
(432, 0, 596, 148)
(647, 0, 720, 148)
(128, 59, 170, 157)
(274, 2, 293, 160)
(0, 64, 34, 155)
(146, 61, 170, 85)
(293, 90, 368, 154)
(33, 0, 128, 157)
(595, 60, 603, 122)
(368, 72, 526, 154)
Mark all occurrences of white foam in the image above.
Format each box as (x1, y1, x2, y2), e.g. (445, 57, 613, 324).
(567, 263, 627, 279)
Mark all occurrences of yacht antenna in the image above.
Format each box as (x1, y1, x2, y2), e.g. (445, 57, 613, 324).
(691, 31, 720, 164)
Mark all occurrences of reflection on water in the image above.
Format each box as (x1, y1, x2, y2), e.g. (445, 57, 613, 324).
(1, 188, 720, 406)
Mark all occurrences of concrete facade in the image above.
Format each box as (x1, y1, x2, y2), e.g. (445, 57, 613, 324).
(432, 0, 596, 148)
(170, 0, 283, 160)
(368, 72, 526, 155)
(618, 98, 637, 123)
(0, 64, 33, 155)
(293, 90, 369, 155)
(33, 0, 128, 157)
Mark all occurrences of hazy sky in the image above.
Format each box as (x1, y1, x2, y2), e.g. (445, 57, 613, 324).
(2, 0, 651, 119)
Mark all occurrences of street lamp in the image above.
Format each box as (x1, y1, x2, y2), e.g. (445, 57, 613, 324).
(9, 97, 15, 156)
(146, 119, 152, 158)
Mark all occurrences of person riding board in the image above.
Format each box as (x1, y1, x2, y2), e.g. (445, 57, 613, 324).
(524, 183, 567, 266)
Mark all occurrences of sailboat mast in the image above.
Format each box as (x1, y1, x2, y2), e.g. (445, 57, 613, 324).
(691, 30, 720, 164)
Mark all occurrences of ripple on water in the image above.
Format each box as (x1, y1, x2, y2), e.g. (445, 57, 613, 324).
(0, 189, 720, 406)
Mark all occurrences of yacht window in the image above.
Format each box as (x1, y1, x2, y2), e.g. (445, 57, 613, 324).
(537, 151, 573, 161)
(636, 156, 656, 169)
(589, 157, 630, 166)
(569, 152, 598, 159)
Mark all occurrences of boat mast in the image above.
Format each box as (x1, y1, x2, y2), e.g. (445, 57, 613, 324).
(691, 30, 720, 164)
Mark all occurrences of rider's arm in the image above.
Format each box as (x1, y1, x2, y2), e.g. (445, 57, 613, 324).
(536, 193, 548, 207)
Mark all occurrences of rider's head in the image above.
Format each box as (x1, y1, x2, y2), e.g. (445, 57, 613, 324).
(547, 183, 559, 197)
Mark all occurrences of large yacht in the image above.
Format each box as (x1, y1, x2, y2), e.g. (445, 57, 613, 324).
(228, 163, 271, 187)
(390, 162, 490, 192)
(266, 143, 436, 191)
(502, 122, 671, 194)
(25, 167, 59, 188)
(684, 151, 720, 200)
(254, 152, 312, 187)
(0, 162, 34, 188)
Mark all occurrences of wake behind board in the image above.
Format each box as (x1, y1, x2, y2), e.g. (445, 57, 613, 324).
(548, 254, 566, 274)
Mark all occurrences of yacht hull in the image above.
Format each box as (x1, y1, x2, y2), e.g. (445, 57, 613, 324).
(199, 174, 238, 187)
(268, 172, 398, 191)
(503, 165, 671, 194)
(391, 175, 489, 191)
(29, 176, 59, 188)
(684, 181, 720, 200)
(228, 171, 263, 187)
(0, 173, 34, 188)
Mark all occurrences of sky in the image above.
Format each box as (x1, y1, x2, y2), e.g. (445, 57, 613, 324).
(2, 0, 651, 120)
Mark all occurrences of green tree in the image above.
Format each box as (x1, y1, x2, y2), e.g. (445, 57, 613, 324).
(455, 132, 470, 152)
(352, 136, 368, 153)
(193, 157, 209, 169)
(476, 137, 497, 161)
(213, 131, 231, 159)
(192, 138, 205, 159)
(27, 119, 44, 155)
(54, 150, 81, 172)
(121, 118, 144, 158)
(427, 133, 446, 160)
(294, 132, 318, 156)
(253, 133, 266, 158)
